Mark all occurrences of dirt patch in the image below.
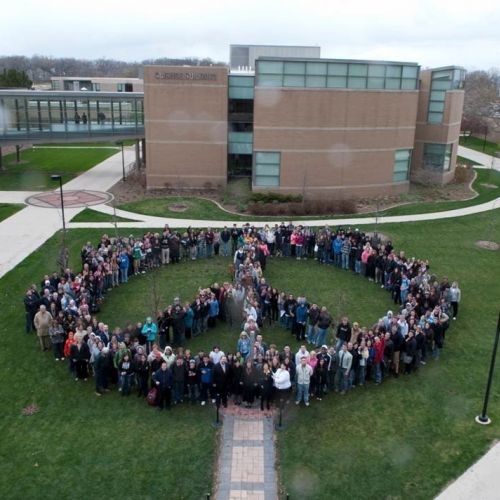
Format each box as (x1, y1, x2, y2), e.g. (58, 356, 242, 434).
(480, 183, 497, 189)
(168, 203, 189, 212)
(475, 240, 499, 251)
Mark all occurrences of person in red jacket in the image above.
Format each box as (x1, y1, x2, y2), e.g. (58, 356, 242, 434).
(64, 331, 77, 377)
(373, 335, 385, 384)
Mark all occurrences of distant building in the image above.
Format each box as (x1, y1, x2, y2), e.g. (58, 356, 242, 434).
(51, 76, 143, 93)
(144, 44, 465, 197)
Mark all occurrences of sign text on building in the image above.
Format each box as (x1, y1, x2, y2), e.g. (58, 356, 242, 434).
(154, 72, 217, 81)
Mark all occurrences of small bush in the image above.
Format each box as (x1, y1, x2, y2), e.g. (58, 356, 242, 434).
(249, 192, 303, 204)
(247, 199, 357, 216)
(454, 166, 470, 184)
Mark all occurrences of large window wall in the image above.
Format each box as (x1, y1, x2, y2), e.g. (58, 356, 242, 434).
(254, 152, 280, 187)
(0, 91, 144, 143)
(229, 75, 254, 99)
(423, 143, 452, 171)
(427, 67, 465, 123)
(256, 59, 419, 90)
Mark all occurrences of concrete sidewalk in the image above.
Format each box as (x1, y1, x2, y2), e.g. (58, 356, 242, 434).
(458, 145, 499, 171)
(436, 442, 500, 500)
(0, 149, 135, 279)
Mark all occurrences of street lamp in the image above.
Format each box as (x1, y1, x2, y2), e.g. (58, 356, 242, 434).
(475, 312, 500, 425)
(50, 174, 66, 234)
(116, 141, 126, 181)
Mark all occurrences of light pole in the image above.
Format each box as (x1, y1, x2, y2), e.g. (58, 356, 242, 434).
(51, 174, 68, 271)
(51, 174, 66, 234)
(118, 141, 126, 181)
(475, 312, 500, 425)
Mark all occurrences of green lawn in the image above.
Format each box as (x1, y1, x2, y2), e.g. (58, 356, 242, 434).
(460, 135, 499, 156)
(1, 211, 499, 499)
(117, 168, 499, 222)
(0, 203, 24, 222)
(70, 208, 137, 223)
(0, 147, 118, 191)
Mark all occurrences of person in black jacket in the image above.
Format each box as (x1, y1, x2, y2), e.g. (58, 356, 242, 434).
(402, 331, 417, 374)
(94, 348, 111, 395)
(390, 325, 404, 377)
(118, 353, 134, 396)
(70, 339, 91, 381)
(186, 359, 200, 403)
(230, 358, 244, 405)
(260, 362, 274, 411)
(171, 302, 186, 346)
(135, 353, 150, 397)
(171, 356, 186, 404)
(336, 317, 352, 352)
(242, 360, 258, 408)
(24, 289, 39, 334)
(153, 362, 173, 410)
(213, 356, 230, 408)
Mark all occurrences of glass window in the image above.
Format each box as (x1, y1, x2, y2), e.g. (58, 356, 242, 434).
(368, 65, 386, 77)
(393, 149, 411, 182)
(229, 87, 254, 99)
(328, 63, 348, 76)
(386, 65, 402, 78)
(327, 76, 347, 88)
(367, 77, 385, 89)
(429, 101, 445, 112)
(430, 90, 446, 101)
(432, 70, 452, 80)
(401, 78, 417, 90)
(423, 143, 452, 171)
(229, 76, 254, 87)
(431, 80, 452, 91)
(349, 64, 368, 77)
(402, 66, 418, 78)
(306, 76, 327, 88)
(258, 61, 284, 74)
(428, 112, 443, 123)
(385, 78, 401, 89)
(254, 151, 280, 187)
(283, 75, 305, 87)
(347, 77, 367, 89)
(254, 176, 280, 187)
(257, 74, 283, 87)
(306, 62, 327, 75)
(284, 62, 306, 75)
(256, 152, 280, 163)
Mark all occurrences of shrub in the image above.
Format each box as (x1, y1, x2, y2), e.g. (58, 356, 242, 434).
(249, 192, 303, 204)
(247, 199, 357, 216)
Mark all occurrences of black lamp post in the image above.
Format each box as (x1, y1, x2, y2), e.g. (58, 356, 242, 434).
(475, 312, 500, 425)
(50, 174, 66, 234)
(116, 141, 126, 181)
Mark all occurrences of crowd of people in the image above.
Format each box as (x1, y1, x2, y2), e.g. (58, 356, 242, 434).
(24, 223, 461, 410)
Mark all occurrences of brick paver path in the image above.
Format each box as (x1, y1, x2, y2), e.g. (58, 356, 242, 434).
(215, 415, 278, 500)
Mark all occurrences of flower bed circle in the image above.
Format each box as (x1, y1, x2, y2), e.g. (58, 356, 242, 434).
(167, 203, 189, 212)
(475, 240, 499, 251)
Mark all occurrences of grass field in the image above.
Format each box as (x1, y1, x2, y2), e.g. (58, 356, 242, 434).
(0, 147, 118, 191)
(114, 168, 499, 222)
(0, 210, 499, 499)
(459, 136, 499, 156)
(0, 203, 24, 222)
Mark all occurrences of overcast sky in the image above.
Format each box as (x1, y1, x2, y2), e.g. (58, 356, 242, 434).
(2, 0, 499, 70)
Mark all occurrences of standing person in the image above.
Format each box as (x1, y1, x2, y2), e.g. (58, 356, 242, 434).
(34, 305, 52, 351)
(118, 353, 134, 396)
(186, 359, 200, 404)
(335, 317, 352, 352)
(316, 307, 332, 348)
(448, 282, 461, 320)
(273, 362, 292, 408)
(24, 288, 39, 334)
(306, 303, 320, 346)
(141, 317, 157, 353)
(260, 362, 274, 411)
(94, 347, 111, 396)
(171, 356, 187, 404)
(220, 226, 231, 257)
(70, 338, 91, 381)
(153, 361, 173, 410)
(335, 343, 352, 394)
(230, 357, 244, 405)
(135, 353, 150, 398)
(314, 357, 328, 400)
(198, 354, 214, 406)
(118, 251, 129, 284)
(171, 301, 186, 345)
(48, 319, 65, 360)
(184, 302, 194, 339)
(295, 356, 313, 406)
(213, 356, 230, 408)
(242, 359, 258, 408)
(373, 335, 385, 385)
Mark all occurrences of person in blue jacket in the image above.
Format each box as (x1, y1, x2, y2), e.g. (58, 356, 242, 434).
(294, 298, 309, 341)
(208, 292, 219, 328)
(197, 354, 214, 405)
(141, 317, 157, 352)
(118, 251, 129, 284)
